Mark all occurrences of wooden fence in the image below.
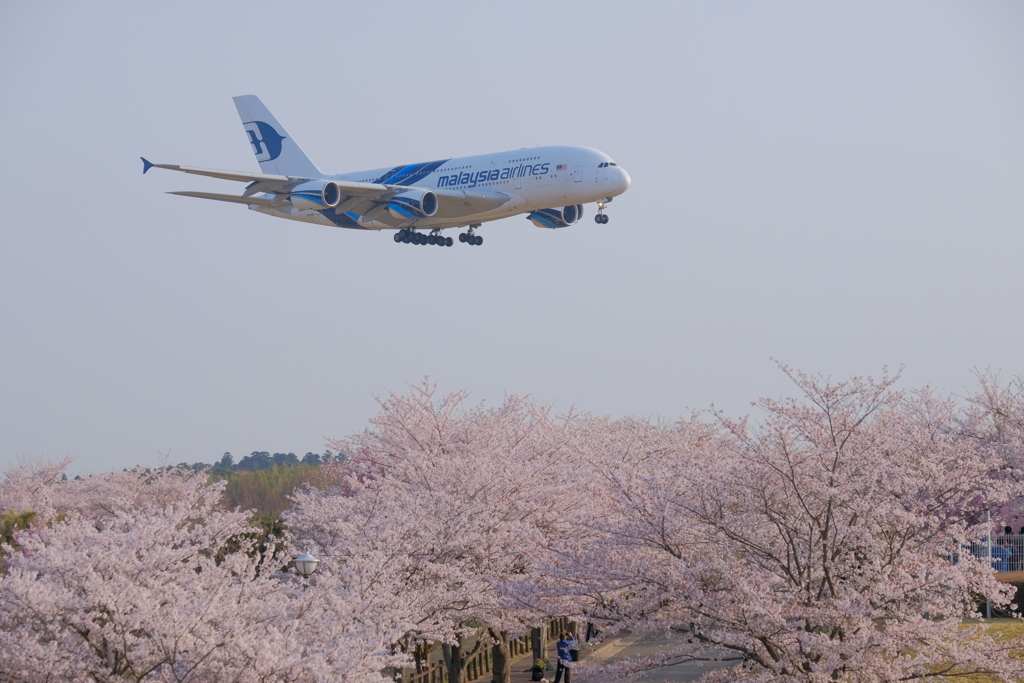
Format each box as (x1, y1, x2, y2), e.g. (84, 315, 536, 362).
(405, 660, 445, 683)
(403, 618, 570, 683)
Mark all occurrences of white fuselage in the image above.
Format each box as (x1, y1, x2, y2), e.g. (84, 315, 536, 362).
(249, 145, 630, 231)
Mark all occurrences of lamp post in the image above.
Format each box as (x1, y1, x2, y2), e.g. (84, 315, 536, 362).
(294, 552, 320, 580)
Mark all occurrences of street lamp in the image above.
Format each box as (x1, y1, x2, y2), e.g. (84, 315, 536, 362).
(294, 552, 320, 578)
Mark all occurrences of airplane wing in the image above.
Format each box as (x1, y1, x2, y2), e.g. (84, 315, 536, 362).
(351, 188, 511, 225)
(434, 188, 511, 217)
(141, 157, 387, 197)
(144, 160, 289, 184)
(168, 191, 273, 206)
(145, 157, 511, 219)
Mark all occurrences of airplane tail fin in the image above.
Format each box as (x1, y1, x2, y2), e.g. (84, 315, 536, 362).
(232, 95, 323, 178)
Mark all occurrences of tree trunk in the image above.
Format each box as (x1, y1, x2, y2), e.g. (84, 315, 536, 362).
(412, 641, 426, 674)
(441, 642, 464, 683)
(443, 634, 485, 683)
(532, 625, 548, 664)
(490, 630, 512, 683)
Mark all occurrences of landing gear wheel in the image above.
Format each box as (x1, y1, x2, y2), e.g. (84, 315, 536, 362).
(445, 237, 454, 247)
(595, 215, 603, 224)
(458, 233, 467, 243)
(602, 214, 610, 224)
(394, 232, 403, 242)
(474, 235, 483, 246)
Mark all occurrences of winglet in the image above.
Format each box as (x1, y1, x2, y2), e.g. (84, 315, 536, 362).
(141, 157, 154, 174)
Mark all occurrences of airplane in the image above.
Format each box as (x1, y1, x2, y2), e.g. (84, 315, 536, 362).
(142, 95, 630, 247)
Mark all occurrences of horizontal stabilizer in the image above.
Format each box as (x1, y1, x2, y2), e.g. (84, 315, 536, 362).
(168, 191, 273, 206)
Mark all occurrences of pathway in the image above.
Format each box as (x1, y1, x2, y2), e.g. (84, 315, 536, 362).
(508, 631, 736, 682)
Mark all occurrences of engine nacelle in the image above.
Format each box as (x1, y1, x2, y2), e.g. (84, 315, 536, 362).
(527, 204, 584, 229)
(290, 180, 341, 210)
(388, 189, 438, 220)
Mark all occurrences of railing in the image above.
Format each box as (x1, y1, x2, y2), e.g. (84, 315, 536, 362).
(405, 661, 446, 683)
(963, 535, 1024, 573)
(465, 648, 491, 682)
(994, 535, 1024, 572)
(509, 632, 531, 658)
(403, 618, 573, 683)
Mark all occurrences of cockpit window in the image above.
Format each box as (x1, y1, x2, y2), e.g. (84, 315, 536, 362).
(609, 162, 617, 166)
(598, 162, 617, 168)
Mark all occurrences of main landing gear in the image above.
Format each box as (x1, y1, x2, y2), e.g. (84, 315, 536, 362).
(394, 229, 453, 247)
(595, 197, 612, 224)
(458, 224, 483, 246)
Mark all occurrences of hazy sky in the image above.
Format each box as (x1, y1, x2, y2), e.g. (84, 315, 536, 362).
(2, 1, 1022, 474)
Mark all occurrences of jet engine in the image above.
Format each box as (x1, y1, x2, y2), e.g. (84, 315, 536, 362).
(289, 180, 341, 210)
(388, 189, 439, 220)
(527, 204, 584, 229)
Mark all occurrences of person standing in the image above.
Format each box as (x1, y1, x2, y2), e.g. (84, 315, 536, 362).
(554, 631, 575, 683)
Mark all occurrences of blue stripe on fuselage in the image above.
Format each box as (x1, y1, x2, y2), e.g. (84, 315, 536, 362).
(374, 159, 449, 186)
(384, 163, 419, 184)
(396, 159, 449, 186)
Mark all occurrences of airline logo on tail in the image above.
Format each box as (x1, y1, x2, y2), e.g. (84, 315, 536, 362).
(243, 121, 285, 162)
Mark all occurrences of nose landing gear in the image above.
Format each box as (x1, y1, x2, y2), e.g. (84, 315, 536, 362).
(458, 224, 484, 246)
(595, 197, 612, 224)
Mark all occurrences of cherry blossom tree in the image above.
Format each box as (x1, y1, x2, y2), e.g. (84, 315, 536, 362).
(971, 372, 1024, 452)
(287, 382, 580, 683)
(967, 371, 1024, 528)
(0, 465, 405, 683)
(0, 455, 74, 524)
(568, 367, 1024, 681)
(7, 369, 1024, 683)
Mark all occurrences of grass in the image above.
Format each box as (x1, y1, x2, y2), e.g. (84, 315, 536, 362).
(971, 618, 1024, 641)
(934, 619, 1024, 682)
